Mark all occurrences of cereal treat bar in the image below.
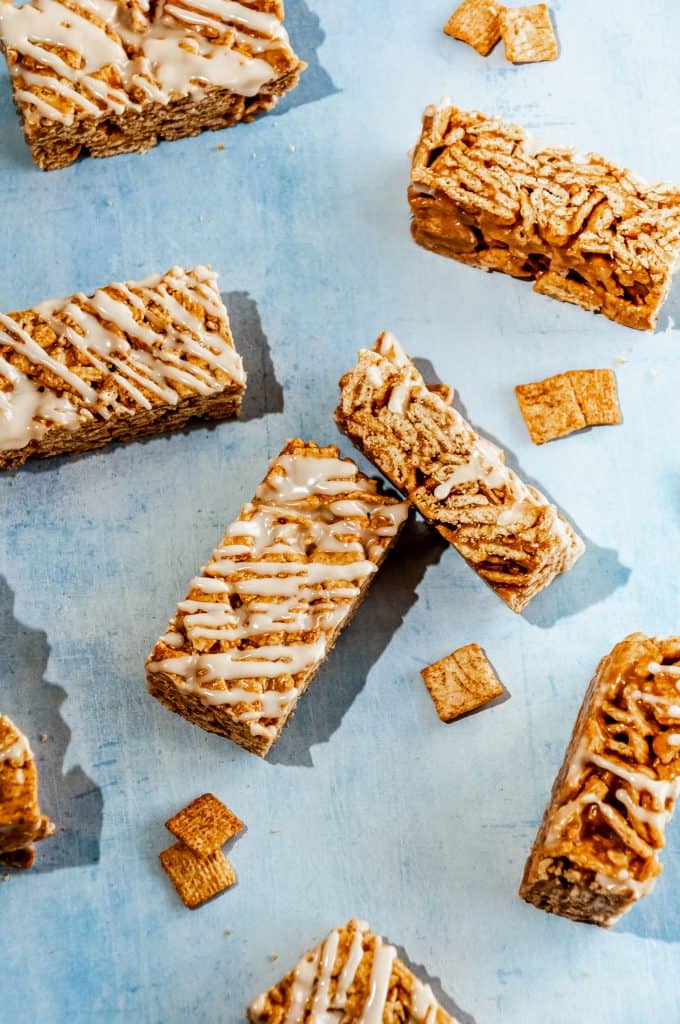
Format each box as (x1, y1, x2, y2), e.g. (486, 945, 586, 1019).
(0, 714, 55, 868)
(409, 103, 680, 330)
(499, 4, 557, 64)
(443, 0, 501, 57)
(421, 643, 504, 722)
(146, 440, 409, 756)
(515, 368, 621, 444)
(520, 634, 680, 927)
(0, 265, 246, 470)
(248, 918, 456, 1024)
(0, 0, 305, 171)
(336, 333, 583, 613)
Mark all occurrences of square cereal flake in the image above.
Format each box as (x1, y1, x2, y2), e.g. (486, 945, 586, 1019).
(165, 793, 244, 857)
(500, 4, 558, 63)
(515, 369, 620, 443)
(421, 644, 504, 722)
(444, 0, 501, 56)
(160, 843, 236, 909)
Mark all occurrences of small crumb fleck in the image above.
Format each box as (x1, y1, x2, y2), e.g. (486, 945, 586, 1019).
(650, 367, 659, 378)
(215, 145, 224, 152)
(665, 315, 675, 334)
(105, 199, 113, 207)
(251, 152, 256, 159)
(198, 214, 205, 223)
(39, 733, 48, 742)
(288, 144, 296, 153)
(312, 335, 321, 341)
(270, 828, 280, 834)
(269, 953, 279, 961)
(1, 873, 9, 882)
(224, 929, 232, 936)
(615, 356, 628, 365)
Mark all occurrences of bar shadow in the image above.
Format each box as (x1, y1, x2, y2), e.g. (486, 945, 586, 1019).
(270, 0, 340, 117)
(0, 575, 103, 872)
(394, 941, 477, 1024)
(413, 359, 631, 629)
(269, 518, 447, 766)
(222, 290, 284, 421)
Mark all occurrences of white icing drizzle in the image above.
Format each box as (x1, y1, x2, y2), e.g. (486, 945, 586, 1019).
(366, 332, 577, 543)
(334, 927, 366, 1008)
(649, 661, 680, 678)
(0, 265, 244, 453)
(0, 731, 32, 765)
(361, 938, 396, 1024)
(147, 452, 408, 738)
(0, 0, 295, 124)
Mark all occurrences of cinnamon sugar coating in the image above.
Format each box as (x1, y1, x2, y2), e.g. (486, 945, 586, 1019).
(520, 634, 680, 926)
(410, 104, 680, 330)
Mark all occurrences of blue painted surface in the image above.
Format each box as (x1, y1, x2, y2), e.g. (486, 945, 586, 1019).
(1, 1, 679, 1021)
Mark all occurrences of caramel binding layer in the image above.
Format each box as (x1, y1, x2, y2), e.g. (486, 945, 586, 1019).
(0, 714, 55, 868)
(409, 103, 680, 330)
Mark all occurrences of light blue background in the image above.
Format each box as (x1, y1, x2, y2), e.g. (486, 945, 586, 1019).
(1, 1, 679, 1021)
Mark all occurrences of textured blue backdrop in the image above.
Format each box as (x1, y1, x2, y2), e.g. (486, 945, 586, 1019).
(1, 1, 679, 1022)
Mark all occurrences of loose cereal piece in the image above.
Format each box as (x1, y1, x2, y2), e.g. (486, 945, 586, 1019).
(0, 266, 246, 471)
(336, 333, 584, 613)
(0, 714, 55, 868)
(146, 440, 409, 756)
(520, 634, 680, 927)
(248, 919, 457, 1024)
(515, 369, 621, 443)
(0, 0, 305, 171)
(165, 793, 244, 857)
(421, 644, 504, 722)
(443, 0, 501, 57)
(159, 842, 237, 909)
(499, 4, 558, 63)
(409, 104, 680, 330)
(568, 369, 621, 427)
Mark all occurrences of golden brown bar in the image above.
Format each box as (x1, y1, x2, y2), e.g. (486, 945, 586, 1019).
(336, 332, 583, 613)
(520, 634, 680, 926)
(247, 918, 456, 1024)
(0, 265, 245, 470)
(409, 103, 680, 330)
(146, 440, 409, 757)
(0, 714, 55, 868)
(0, 0, 305, 170)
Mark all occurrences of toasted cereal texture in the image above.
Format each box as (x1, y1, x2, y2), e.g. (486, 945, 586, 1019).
(443, 0, 501, 56)
(520, 634, 680, 927)
(499, 4, 558, 63)
(0, 267, 245, 471)
(421, 644, 504, 722)
(336, 334, 584, 613)
(409, 105, 680, 331)
(0, 714, 55, 866)
(146, 440, 409, 756)
(247, 919, 456, 1024)
(0, 0, 305, 170)
(568, 370, 621, 426)
(159, 842, 237, 909)
(515, 375, 586, 444)
(165, 793, 244, 857)
(515, 369, 621, 443)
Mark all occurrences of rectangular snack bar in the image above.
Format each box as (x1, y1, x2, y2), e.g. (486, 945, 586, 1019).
(520, 633, 680, 927)
(0, 265, 246, 470)
(146, 439, 409, 757)
(409, 103, 680, 330)
(0, 0, 305, 171)
(0, 714, 55, 868)
(247, 918, 456, 1024)
(336, 333, 583, 613)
